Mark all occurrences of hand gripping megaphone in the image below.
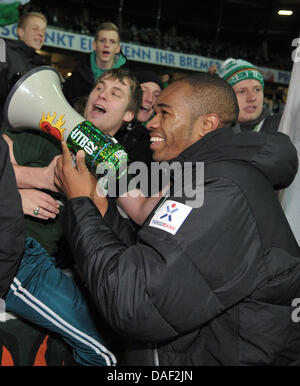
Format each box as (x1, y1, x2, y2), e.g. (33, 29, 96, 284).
(4, 65, 128, 176)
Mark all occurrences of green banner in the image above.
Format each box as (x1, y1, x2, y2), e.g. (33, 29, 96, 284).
(0, 2, 20, 26)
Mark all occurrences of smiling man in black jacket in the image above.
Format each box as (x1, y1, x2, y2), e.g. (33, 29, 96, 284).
(55, 72, 300, 366)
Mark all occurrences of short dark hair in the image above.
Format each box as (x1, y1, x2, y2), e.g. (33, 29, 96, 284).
(96, 68, 142, 116)
(94, 22, 120, 42)
(17, 12, 47, 29)
(179, 72, 239, 127)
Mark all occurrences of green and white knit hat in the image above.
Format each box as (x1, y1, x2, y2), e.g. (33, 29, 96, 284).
(219, 58, 264, 89)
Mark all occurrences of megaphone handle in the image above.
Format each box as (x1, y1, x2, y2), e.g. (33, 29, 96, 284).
(66, 121, 128, 174)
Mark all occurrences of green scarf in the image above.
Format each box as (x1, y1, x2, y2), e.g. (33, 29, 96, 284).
(90, 50, 126, 81)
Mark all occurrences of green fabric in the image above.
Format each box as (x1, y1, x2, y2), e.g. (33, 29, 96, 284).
(219, 58, 264, 89)
(5, 130, 64, 257)
(0, 2, 20, 26)
(6, 130, 61, 167)
(90, 50, 127, 81)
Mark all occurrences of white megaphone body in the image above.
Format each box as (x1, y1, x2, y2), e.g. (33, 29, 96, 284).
(4, 65, 128, 175)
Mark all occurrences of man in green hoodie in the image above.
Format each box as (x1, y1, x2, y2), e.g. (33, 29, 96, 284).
(63, 22, 127, 107)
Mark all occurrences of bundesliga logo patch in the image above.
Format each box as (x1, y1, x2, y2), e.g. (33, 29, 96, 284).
(149, 200, 192, 235)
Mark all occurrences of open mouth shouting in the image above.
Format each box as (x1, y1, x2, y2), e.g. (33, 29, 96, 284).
(93, 104, 107, 114)
(140, 105, 151, 112)
(101, 50, 111, 58)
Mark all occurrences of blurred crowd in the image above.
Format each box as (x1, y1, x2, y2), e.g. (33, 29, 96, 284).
(263, 96, 286, 115)
(23, 2, 289, 71)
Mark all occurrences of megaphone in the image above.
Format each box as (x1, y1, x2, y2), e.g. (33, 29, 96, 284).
(4, 65, 128, 175)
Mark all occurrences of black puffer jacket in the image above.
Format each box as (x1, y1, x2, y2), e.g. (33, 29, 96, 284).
(0, 136, 25, 297)
(239, 110, 282, 133)
(0, 39, 45, 128)
(63, 127, 300, 366)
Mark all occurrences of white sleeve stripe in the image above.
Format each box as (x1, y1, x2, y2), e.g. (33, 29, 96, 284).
(10, 277, 117, 366)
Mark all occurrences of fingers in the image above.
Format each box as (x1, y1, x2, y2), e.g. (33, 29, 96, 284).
(61, 141, 73, 165)
(55, 154, 64, 176)
(52, 154, 61, 162)
(32, 199, 60, 220)
(54, 143, 93, 199)
(76, 150, 87, 173)
(59, 143, 87, 173)
(54, 145, 69, 189)
(20, 189, 61, 220)
(33, 206, 58, 220)
(50, 184, 60, 193)
(39, 193, 60, 214)
(49, 154, 60, 167)
(54, 174, 61, 191)
(48, 155, 61, 190)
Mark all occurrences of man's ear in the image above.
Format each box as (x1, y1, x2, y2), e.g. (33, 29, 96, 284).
(123, 110, 135, 123)
(196, 114, 220, 138)
(17, 27, 24, 40)
(92, 40, 97, 51)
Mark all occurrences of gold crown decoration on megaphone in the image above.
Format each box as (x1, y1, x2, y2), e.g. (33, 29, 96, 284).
(4, 65, 128, 176)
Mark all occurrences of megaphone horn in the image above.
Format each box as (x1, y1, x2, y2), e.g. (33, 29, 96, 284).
(4, 65, 128, 175)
